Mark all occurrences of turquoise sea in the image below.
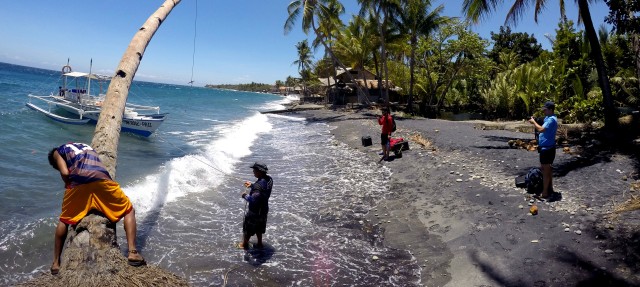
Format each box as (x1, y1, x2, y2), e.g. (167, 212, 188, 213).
(0, 62, 419, 286)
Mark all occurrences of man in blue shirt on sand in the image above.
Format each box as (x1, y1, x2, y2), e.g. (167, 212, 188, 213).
(529, 101, 558, 199)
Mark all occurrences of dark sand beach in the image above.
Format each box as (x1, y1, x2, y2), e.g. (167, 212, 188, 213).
(285, 105, 640, 287)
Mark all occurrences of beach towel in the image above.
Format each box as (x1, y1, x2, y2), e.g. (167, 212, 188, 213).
(59, 180, 133, 225)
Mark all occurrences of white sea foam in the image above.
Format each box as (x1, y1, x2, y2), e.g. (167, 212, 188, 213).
(124, 112, 272, 218)
(267, 113, 306, 121)
(260, 94, 299, 111)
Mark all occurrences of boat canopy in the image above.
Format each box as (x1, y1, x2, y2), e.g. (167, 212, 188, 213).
(63, 72, 111, 80)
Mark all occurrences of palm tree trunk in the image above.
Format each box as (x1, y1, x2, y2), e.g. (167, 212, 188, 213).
(91, 0, 181, 177)
(436, 52, 463, 112)
(408, 35, 417, 113)
(577, 0, 617, 130)
(634, 34, 640, 91)
(380, 8, 390, 105)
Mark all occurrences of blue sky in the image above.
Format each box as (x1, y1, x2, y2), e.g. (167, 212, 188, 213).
(0, 0, 609, 86)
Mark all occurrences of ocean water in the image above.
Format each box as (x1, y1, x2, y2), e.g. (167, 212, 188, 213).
(0, 62, 419, 286)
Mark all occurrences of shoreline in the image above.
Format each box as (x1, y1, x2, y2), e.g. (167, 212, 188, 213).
(286, 106, 640, 286)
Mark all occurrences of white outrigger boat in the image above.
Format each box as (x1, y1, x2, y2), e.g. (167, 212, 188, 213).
(26, 63, 167, 137)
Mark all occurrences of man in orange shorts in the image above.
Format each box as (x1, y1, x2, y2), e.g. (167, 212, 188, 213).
(47, 143, 144, 274)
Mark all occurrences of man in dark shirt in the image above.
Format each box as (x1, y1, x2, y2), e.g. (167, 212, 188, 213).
(240, 162, 273, 249)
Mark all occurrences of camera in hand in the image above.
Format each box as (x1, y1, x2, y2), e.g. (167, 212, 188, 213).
(534, 117, 544, 125)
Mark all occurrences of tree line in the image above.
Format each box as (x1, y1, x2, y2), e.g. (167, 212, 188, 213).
(284, 0, 639, 130)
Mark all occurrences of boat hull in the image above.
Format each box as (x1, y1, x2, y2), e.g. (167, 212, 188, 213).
(56, 104, 167, 137)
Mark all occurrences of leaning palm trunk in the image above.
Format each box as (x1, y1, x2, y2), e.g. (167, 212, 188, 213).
(92, 0, 181, 178)
(577, 0, 617, 130)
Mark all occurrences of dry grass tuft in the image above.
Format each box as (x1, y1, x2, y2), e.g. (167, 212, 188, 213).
(608, 183, 640, 219)
(612, 195, 640, 215)
(408, 133, 434, 150)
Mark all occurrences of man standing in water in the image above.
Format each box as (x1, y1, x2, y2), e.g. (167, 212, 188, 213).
(378, 107, 393, 161)
(240, 162, 273, 249)
(529, 101, 558, 199)
(48, 143, 145, 275)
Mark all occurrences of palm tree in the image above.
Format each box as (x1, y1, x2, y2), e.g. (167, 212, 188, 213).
(463, 0, 617, 130)
(92, 0, 181, 177)
(397, 0, 447, 113)
(285, 0, 371, 105)
(293, 40, 313, 99)
(314, 0, 344, 81)
(358, 0, 402, 105)
(334, 15, 379, 98)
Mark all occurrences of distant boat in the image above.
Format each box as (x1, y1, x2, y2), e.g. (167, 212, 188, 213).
(26, 63, 167, 137)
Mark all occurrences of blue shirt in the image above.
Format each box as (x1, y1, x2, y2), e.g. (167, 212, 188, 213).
(244, 175, 273, 215)
(538, 115, 557, 150)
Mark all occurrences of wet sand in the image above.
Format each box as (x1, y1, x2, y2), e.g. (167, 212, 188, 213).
(285, 106, 640, 287)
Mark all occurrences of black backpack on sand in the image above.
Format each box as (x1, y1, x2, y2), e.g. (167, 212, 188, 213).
(524, 167, 543, 195)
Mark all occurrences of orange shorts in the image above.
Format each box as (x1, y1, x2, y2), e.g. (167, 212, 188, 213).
(59, 180, 133, 225)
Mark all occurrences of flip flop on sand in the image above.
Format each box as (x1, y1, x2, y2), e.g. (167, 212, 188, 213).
(127, 250, 146, 267)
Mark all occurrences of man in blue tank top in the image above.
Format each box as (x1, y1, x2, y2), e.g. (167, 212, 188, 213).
(529, 101, 558, 199)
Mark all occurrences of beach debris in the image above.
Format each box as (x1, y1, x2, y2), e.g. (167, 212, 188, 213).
(531, 240, 539, 243)
(372, 255, 379, 261)
(605, 249, 614, 254)
(518, 205, 524, 209)
(507, 139, 538, 151)
(530, 205, 538, 215)
(456, 179, 463, 182)
(408, 133, 434, 150)
(610, 194, 640, 218)
(564, 228, 570, 232)
(575, 230, 582, 235)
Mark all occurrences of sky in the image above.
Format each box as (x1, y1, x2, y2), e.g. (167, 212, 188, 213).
(0, 0, 610, 86)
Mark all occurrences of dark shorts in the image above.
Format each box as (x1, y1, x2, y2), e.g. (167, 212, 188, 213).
(380, 133, 389, 145)
(539, 148, 556, 165)
(243, 211, 268, 236)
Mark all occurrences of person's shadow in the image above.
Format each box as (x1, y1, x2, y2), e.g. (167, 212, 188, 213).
(243, 242, 275, 267)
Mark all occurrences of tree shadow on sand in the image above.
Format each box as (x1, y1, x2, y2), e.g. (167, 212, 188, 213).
(468, 241, 638, 287)
(473, 134, 639, 180)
